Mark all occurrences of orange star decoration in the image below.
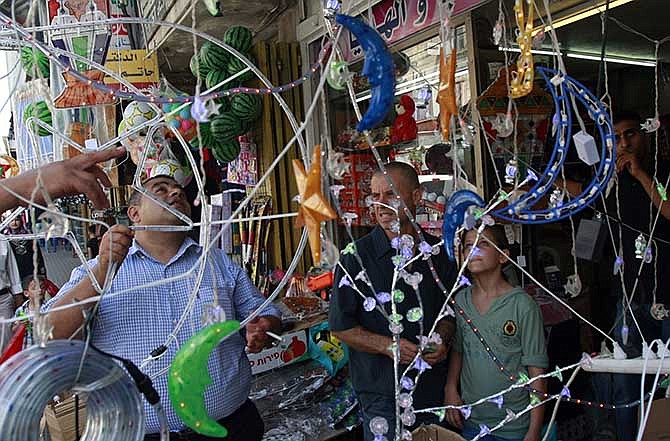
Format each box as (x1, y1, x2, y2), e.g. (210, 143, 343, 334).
(437, 47, 458, 141)
(292, 145, 337, 264)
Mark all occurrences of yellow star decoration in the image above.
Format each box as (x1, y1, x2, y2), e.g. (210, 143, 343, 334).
(292, 145, 338, 264)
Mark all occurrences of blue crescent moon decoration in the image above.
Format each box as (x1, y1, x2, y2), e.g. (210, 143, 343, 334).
(335, 14, 396, 132)
(491, 67, 616, 224)
(442, 190, 485, 261)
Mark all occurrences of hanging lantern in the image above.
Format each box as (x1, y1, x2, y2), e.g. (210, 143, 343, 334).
(50, 0, 115, 108)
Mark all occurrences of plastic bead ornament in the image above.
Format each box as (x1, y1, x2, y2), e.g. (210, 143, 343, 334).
(504, 159, 518, 185)
(634, 233, 647, 259)
(398, 393, 413, 409)
(363, 297, 377, 312)
(326, 60, 352, 90)
(651, 303, 670, 321)
(406, 307, 423, 322)
(370, 416, 389, 441)
(641, 117, 661, 133)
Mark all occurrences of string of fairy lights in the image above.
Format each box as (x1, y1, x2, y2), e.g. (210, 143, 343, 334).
(0, 0, 668, 440)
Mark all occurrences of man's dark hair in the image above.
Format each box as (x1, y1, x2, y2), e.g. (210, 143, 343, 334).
(373, 161, 420, 190)
(127, 189, 142, 207)
(613, 111, 642, 126)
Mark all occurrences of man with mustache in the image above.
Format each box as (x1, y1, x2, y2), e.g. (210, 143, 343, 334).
(45, 169, 280, 441)
(329, 161, 457, 441)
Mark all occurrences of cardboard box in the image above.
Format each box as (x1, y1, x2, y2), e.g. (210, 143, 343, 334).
(643, 399, 670, 440)
(412, 424, 465, 441)
(44, 394, 87, 441)
(248, 329, 309, 375)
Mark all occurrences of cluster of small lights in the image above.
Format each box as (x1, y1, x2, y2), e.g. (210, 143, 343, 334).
(1, 13, 331, 104)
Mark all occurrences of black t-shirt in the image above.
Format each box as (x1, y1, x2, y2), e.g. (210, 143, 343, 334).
(329, 226, 457, 405)
(606, 166, 670, 304)
(10, 238, 44, 279)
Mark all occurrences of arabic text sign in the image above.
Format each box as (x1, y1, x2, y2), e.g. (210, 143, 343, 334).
(103, 49, 159, 90)
(342, 0, 486, 61)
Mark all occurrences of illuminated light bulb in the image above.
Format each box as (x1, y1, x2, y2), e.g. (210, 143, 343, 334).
(363, 297, 377, 312)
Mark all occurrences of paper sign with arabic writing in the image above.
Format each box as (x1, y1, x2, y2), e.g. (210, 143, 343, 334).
(342, 0, 486, 61)
(104, 49, 159, 90)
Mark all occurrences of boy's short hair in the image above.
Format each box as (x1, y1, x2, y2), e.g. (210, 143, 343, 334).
(21, 275, 45, 291)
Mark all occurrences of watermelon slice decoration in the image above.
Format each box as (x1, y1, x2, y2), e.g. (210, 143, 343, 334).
(230, 93, 262, 122)
(226, 55, 254, 83)
(20, 47, 49, 80)
(211, 113, 243, 143)
(224, 26, 253, 54)
(200, 41, 230, 71)
(211, 139, 241, 163)
(23, 101, 52, 137)
(189, 53, 211, 80)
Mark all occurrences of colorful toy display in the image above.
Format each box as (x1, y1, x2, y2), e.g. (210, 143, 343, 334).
(0, 3, 665, 441)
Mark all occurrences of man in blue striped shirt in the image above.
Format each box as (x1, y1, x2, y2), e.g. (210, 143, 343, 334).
(45, 174, 280, 440)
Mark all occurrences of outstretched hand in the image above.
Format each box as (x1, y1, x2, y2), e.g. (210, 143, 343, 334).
(0, 147, 127, 213)
(39, 147, 127, 209)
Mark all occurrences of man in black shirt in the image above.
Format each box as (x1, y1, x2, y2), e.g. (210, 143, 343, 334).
(329, 162, 457, 441)
(586, 111, 670, 441)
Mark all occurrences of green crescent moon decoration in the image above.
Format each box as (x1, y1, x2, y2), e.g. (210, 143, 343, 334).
(168, 319, 241, 437)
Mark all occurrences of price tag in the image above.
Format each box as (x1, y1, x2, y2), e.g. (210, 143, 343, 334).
(504, 224, 515, 245)
(517, 255, 527, 267)
(84, 138, 99, 151)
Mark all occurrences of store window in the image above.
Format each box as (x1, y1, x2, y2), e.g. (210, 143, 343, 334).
(310, 22, 477, 235)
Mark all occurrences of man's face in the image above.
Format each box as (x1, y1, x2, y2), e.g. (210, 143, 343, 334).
(129, 177, 191, 226)
(615, 119, 645, 158)
(370, 170, 419, 235)
(8, 218, 21, 230)
(25, 279, 45, 302)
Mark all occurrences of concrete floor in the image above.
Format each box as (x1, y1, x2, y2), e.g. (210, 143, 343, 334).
(41, 244, 84, 289)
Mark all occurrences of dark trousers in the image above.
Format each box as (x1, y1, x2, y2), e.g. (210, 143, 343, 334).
(144, 400, 264, 441)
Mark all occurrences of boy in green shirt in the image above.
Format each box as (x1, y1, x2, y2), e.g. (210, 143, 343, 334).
(445, 225, 548, 440)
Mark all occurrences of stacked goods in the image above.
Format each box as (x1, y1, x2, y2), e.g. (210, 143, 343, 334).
(189, 26, 264, 164)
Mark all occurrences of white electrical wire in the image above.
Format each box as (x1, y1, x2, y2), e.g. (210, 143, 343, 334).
(0, 340, 145, 441)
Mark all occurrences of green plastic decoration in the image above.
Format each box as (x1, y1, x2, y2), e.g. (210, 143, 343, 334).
(168, 320, 241, 438)
(326, 61, 350, 90)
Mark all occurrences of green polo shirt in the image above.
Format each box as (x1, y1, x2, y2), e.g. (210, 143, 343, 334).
(453, 286, 548, 438)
